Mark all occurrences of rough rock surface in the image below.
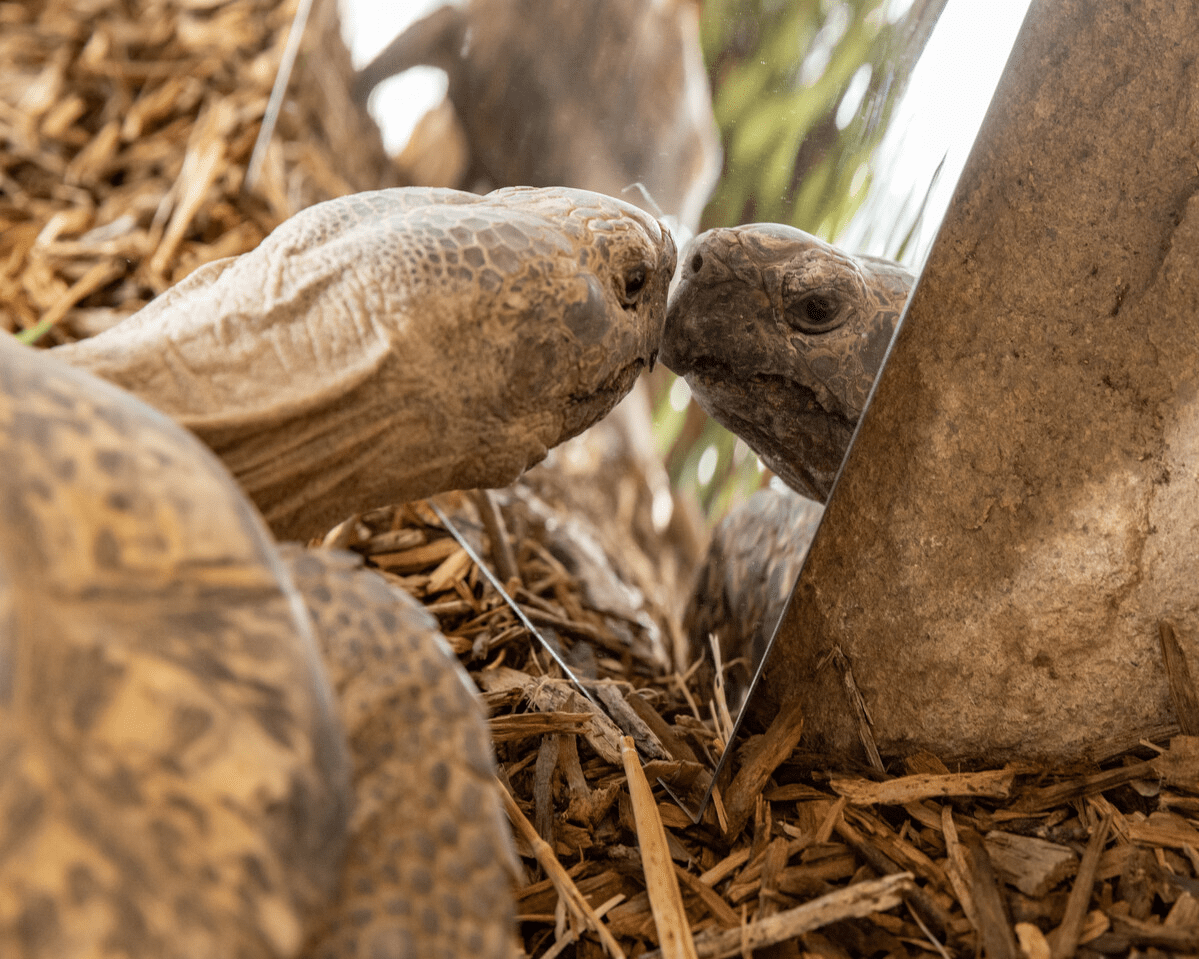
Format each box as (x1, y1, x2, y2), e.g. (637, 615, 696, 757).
(55, 186, 675, 541)
(762, 0, 1199, 764)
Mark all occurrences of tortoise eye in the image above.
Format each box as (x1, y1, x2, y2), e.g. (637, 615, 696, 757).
(804, 295, 835, 324)
(786, 292, 843, 333)
(620, 265, 648, 306)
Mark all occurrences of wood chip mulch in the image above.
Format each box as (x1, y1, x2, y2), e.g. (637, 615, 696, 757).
(5, 0, 1199, 956)
(327, 492, 1199, 959)
(0, 0, 396, 345)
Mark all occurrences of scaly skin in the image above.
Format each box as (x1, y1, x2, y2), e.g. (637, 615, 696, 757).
(56, 186, 675, 540)
(662, 224, 913, 502)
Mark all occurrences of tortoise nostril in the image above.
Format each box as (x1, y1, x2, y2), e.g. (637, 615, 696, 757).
(690, 252, 703, 273)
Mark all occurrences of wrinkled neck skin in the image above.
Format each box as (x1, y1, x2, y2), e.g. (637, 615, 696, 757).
(662, 224, 913, 501)
(56, 187, 674, 540)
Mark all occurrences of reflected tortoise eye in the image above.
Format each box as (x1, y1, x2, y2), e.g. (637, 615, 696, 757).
(803, 295, 836, 324)
(785, 292, 842, 333)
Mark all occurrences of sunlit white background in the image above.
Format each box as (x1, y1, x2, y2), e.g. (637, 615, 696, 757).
(840, 0, 1032, 264)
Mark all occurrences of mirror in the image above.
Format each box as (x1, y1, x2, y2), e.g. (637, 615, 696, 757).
(341, 0, 1033, 807)
(688, 0, 1034, 808)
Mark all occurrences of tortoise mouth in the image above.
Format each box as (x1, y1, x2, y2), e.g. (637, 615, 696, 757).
(681, 356, 853, 423)
(680, 362, 854, 502)
(561, 355, 647, 438)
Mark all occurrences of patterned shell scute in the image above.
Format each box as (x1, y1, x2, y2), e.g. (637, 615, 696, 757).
(284, 546, 518, 959)
(0, 337, 350, 959)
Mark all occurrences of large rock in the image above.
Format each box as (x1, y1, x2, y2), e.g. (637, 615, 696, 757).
(760, 0, 1199, 764)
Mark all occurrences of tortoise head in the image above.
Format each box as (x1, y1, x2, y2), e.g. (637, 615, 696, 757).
(403, 185, 677, 464)
(662, 224, 913, 501)
(55, 185, 676, 539)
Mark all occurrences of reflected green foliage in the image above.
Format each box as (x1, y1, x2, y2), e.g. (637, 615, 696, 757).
(657, 0, 946, 519)
(701, 0, 945, 238)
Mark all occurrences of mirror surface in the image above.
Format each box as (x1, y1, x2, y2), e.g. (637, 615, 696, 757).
(673, 1, 1033, 806)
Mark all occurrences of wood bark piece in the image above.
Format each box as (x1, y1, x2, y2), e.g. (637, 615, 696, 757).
(1, 0, 398, 342)
(1117, 845, 1160, 923)
(983, 832, 1078, 898)
(639, 873, 917, 959)
(21, 258, 124, 342)
(374, 537, 461, 572)
(834, 817, 952, 938)
(960, 828, 1020, 959)
(596, 685, 672, 762)
(473, 489, 522, 587)
(1107, 911, 1199, 952)
(534, 735, 563, 844)
(1153, 736, 1199, 787)
(1047, 817, 1110, 959)
(353, 527, 426, 555)
(1012, 762, 1157, 814)
(620, 737, 699, 959)
(672, 866, 741, 930)
(757, 837, 791, 919)
(762, 0, 1199, 764)
(1125, 818, 1199, 851)
(626, 690, 701, 765)
(488, 712, 593, 743)
(722, 697, 805, 839)
(831, 769, 1016, 805)
(845, 807, 951, 892)
(1166, 890, 1199, 927)
(941, 807, 982, 933)
(1015, 923, 1052, 959)
(1159, 621, 1199, 736)
(501, 784, 626, 959)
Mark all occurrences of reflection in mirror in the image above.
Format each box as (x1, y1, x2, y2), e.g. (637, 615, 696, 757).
(345, 0, 1031, 809)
